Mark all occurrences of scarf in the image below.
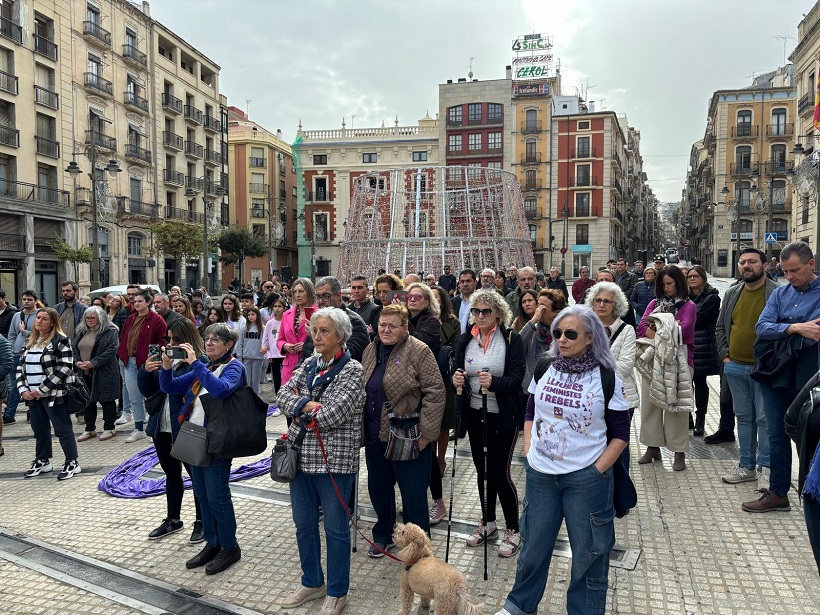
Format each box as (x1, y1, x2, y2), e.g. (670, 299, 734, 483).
(805, 442, 820, 500)
(656, 296, 685, 314)
(533, 322, 552, 358)
(312, 348, 344, 388)
(293, 306, 301, 338)
(553, 348, 599, 378)
(178, 352, 233, 424)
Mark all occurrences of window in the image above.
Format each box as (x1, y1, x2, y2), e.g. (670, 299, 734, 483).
(314, 177, 328, 201)
(412, 151, 427, 162)
(466, 163, 481, 180)
(525, 169, 536, 187)
(86, 5, 100, 24)
(448, 134, 462, 152)
(314, 212, 329, 242)
(251, 200, 265, 218)
(576, 164, 591, 186)
(529, 224, 537, 242)
(125, 28, 137, 49)
(368, 176, 386, 190)
(91, 227, 109, 256)
(280, 179, 286, 199)
(772, 180, 787, 209)
(35, 112, 54, 139)
(468, 133, 482, 151)
(37, 164, 55, 203)
(771, 108, 787, 136)
(737, 181, 751, 210)
(770, 144, 787, 172)
(127, 234, 143, 257)
(525, 140, 537, 158)
(525, 109, 538, 131)
(577, 120, 590, 130)
(575, 192, 591, 217)
(252, 224, 265, 238)
(488, 132, 502, 151)
(737, 110, 752, 136)
(87, 53, 101, 76)
(447, 106, 462, 126)
(576, 136, 591, 158)
(576, 223, 590, 244)
(488, 103, 502, 123)
(524, 197, 536, 214)
(313, 154, 327, 165)
(736, 146, 752, 171)
(487, 161, 501, 170)
(468, 103, 482, 124)
(362, 152, 377, 163)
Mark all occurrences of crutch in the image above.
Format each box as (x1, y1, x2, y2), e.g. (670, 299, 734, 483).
(446, 369, 466, 562)
(480, 368, 490, 582)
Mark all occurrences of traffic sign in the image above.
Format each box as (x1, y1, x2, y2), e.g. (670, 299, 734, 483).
(560, 247, 567, 254)
(764, 233, 777, 244)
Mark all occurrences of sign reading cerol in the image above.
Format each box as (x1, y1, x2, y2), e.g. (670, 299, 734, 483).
(513, 33, 552, 52)
(513, 62, 551, 80)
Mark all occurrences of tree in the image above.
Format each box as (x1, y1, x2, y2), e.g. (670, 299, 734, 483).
(52, 235, 93, 281)
(217, 226, 267, 285)
(148, 221, 204, 290)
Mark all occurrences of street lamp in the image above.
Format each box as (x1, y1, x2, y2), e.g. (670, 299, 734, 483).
(722, 185, 741, 276)
(560, 205, 569, 278)
(787, 136, 820, 254)
(186, 181, 226, 293)
(65, 154, 121, 291)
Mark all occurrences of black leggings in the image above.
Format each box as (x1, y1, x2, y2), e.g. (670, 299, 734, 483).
(154, 431, 201, 522)
(269, 358, 283, 393)
(693, 374, 710, 413)
(466, 408, 520, 531)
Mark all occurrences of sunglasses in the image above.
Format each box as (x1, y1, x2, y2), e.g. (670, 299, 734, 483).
(470, 307, 493, 317)
(553, 328, 580, 341)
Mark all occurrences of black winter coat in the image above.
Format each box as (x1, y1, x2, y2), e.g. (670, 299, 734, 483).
(409, 308, 442, 355)
(73, 327, 120, 403)
(690, 287, 720, 376)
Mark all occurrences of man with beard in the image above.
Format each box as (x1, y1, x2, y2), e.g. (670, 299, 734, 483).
(715, 248, 776, 498)
(505, 266, 539, 319)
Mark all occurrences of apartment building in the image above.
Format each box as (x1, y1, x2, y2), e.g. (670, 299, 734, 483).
(293, 115, 439, 279)
(226, 107, 298, 285)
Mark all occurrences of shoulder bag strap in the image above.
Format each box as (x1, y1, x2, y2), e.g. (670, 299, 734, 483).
(609, 322, 628, 347)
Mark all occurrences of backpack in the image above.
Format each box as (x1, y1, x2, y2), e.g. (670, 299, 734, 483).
(435, 344, 455, 382)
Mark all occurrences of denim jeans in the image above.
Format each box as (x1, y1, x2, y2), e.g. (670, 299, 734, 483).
(188, 457, 237, 551)
(718, 366, 735, 432)
(502, 460, 614, 615)
(122, 358, 145, 425)
(365, 440, 431, 543)
(758, 382, 794, 497)
(723, 360, 769, 470)
(29, 398, 77, 462)
(119, 361, 131, 415)
(290, 471, 354, 597)
(4, 355, 20, 417)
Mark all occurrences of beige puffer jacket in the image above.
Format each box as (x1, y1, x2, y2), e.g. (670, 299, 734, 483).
(635, 312, 693, 413)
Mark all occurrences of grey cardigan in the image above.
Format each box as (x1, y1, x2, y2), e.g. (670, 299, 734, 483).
(715, 278, 778, 361)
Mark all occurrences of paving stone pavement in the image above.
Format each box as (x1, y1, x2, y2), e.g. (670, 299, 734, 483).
(0, 375, 817, 614)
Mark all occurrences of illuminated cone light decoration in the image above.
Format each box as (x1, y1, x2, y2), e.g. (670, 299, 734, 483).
(337, 166, 534, 286)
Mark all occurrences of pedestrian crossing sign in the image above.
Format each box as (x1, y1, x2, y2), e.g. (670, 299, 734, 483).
(764, 233, 777, 244)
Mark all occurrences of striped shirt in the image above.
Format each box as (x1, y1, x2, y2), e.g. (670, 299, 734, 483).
(23, 345, 46, 391)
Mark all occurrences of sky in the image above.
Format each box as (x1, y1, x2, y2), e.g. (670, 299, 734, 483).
(151, 0, 814, 204)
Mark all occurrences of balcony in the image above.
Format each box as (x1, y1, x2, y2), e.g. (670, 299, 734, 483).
(308, 191, 333, 202)
(34, 86, 58, 109)
(122, 44, 147, 68)
(184, 104, 203, 124)
(570, 176, 598, 187)
(162, 131, 183, 151)
(186, 176, 204, 192)
(203, 115, 221, 132)
(85, 130, 116, 151)
(162, 93, 183, 114)
(521, 152, 542, 164)
(164, 205, 203, 224)
(799, 93, 813, 116)
(0, 232, 23, 251)
(762, 160, 794, 176)
(731, 125, 759, 138)
(0, 69, 16, 96)
(0, 124, 19, 147)
(446, 118, 463, 127)
(163, 169, 184, 186)
(571, 147, 596, 159)
(205, 180, 221, 195)
(0, 179, 70, 207)
(33, 34, 57, 60)
(124, 91, 149, 113)
(730, 162, 753, 177)
(611, 178, 622, 195)
(204, 148, 222, 166)
(766, 123, 793, 137)
(35, 136, 59, 158)
(184, 140, 203, 158)
(524, 205, 537, 219)
(249, 157, 265, 167)
(125, 143, 151, 164)
(0, 17, 22, 45)
(119, 198, 158, 218)
(221, 204, 229, 226)
(84, 72, 112, 96)
(82, 21, 111, 47)
(521, 121, 543, 133)
(249, 182, 268, 194)
(522, 180, 543, 191)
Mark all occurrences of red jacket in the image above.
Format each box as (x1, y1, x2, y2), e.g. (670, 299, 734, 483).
(117, 309, 166, 368)
(571, 278, 596, 304)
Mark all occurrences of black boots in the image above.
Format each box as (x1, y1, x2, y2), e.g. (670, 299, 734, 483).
(693, 409, 706, 437)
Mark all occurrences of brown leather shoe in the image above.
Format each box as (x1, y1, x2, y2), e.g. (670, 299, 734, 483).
(637, 446, 661, 464)
(742, 489, 791, 513)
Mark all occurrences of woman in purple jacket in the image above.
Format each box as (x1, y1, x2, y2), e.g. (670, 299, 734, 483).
(635, 265, 696, 471)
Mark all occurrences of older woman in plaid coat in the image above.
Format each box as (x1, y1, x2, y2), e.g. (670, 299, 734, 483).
(278, 307, 365, 615)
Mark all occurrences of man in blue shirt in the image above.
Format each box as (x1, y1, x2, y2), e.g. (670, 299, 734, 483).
(745, 241, 820, 513)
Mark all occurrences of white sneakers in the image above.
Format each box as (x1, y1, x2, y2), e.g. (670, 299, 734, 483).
(125, 429, 147, 443)
(115, 413, 132, 426)
(721, 465, 757, 484)
(77, 431, 97, 442)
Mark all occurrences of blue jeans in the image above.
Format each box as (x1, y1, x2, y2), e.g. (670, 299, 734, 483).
(122, 358, 144, 425)
(365, 440, 431, 543)
(502, 461, 614, 615)
(188, 457, 237, 551)
(119, 361, 131, 415)
(723, 360, 769, 470)
(4, 355, 20, 417)
(290, 472, 354, 597)
(758, 383, 792, 497)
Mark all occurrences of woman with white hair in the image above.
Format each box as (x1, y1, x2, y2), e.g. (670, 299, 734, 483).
(495, 305, 629, 615)
(74, 306, 121, 442)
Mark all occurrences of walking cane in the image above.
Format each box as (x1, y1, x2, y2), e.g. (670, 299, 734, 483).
(480, 368, 490, 582)
(446, 369, 466, 563)
(351, 472, 358, 553)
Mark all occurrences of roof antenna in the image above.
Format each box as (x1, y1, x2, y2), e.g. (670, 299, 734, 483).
(772, 35, 795, 66)
(468, 56, 476, 80)
(245, 98, 251, 117)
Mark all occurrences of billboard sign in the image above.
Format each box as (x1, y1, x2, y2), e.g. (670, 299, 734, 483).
(513, 61, 551, 80)
(513, 82, 550, 97)
(512, 34, 552, 52)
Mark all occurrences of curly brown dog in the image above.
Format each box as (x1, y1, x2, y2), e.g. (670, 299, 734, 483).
(393, 522, 484, 615)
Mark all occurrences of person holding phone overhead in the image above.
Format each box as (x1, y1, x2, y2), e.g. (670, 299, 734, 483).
(277, 278, 317, 387)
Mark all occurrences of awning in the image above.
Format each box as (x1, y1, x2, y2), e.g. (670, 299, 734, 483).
(89, 106, 112, 124)
(128, 121, 147, 137)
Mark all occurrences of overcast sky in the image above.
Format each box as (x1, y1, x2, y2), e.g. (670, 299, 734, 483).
(152, 0, 813, 203)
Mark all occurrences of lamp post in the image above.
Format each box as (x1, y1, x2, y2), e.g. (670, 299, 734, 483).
(788, 137, 820, 254)
(560, 204, 568, 278)
(186, 181, 226, 293)
(722, 185, 740, 277)
(65, 151, 121, 291)
(751, 162, 778, 258)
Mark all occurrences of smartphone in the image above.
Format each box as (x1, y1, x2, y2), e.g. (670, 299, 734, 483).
(304, 307, 315, 321)
(165, 346, 187, 360)
(148, 344, 161, 360)
(387, 290, 408, 303)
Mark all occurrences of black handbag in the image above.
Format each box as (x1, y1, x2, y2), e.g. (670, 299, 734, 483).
(201, 372, 268, 458)
(171, 421, 211, 467)
(144, 390, 166, 417)
(750, 335, 804, 384)
(612, 453, 637, 518)
(65, 375, 91, 415)
(270, 424, 308, 483)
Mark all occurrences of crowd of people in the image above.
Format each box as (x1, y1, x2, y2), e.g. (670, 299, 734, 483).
(1, 241, 820, 615)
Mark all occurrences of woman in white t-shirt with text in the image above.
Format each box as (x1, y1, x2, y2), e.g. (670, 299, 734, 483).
(495, 304, 629, 615)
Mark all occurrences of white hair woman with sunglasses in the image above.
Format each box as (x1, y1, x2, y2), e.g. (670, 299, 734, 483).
(451, 289, 526, 558)
(495, 305, 629, 615)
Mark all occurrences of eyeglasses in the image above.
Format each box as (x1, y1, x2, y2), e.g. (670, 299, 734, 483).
(204, 336, 224, 344)
(737, 259, 760, 266)
(317, 293, 334, 301)
(686, 274, 701, 280)
(378, 322, 402, 331)
(592, 298, 614, 306)
(553, 328, 580, 341)
(470, 307, 493, 317)
(406, 294, 425, 302)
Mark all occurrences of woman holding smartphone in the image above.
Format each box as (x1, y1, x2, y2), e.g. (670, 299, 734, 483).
(276, 278, 317, 387)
